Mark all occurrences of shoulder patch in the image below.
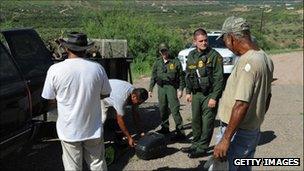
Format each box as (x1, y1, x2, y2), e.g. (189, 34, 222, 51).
(217, 56, 223, 64)
(244, 63, 251, 72)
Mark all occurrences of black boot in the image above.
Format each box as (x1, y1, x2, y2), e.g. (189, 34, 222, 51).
(188, 149, 208, 158)
(180, 146, 196, 153)
(172, 130, 187, 141)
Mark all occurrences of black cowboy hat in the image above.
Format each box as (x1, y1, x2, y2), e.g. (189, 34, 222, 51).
(59, 32, 94, 51)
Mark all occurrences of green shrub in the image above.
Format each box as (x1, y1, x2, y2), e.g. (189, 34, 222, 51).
(82, 10, 183, 77)
(252, 30, 279, 50)
(0, 20, 14, 31)
(288, 42, 300, 49)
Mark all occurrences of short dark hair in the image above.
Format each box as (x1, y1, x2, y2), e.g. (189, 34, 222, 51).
(193, 28, 207, 38)
(132, 88, 148, 102)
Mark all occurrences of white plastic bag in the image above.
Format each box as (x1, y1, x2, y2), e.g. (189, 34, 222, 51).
(204, 156, 229, 171)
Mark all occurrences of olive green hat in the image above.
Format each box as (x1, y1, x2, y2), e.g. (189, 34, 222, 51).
(217, 16, 250, 40)
(158, 42, 169, 51)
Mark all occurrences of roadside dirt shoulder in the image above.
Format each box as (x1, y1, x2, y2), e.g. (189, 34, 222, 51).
(270, 51, 303, 86)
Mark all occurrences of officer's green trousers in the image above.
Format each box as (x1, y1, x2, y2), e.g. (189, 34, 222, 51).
(158, 85, 183, 131)
(191, 92, 216, 151)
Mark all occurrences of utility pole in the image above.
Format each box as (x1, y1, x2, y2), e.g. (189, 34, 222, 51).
(259, 3, 265, 37)
(260, 8, 264, 36)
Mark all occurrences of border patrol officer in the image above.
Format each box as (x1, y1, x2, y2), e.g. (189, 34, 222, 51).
(149, 43, 186, 139)
(181, 29, 224, 158)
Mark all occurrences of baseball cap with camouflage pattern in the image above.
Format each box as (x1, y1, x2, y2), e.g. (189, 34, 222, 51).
(217, 16, 250, 40)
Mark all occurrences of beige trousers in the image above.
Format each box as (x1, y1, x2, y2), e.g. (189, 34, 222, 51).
(61, 138, 107, 171)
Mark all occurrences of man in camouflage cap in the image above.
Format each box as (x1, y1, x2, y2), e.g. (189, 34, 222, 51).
(213, 16, 273, 171)
(149, 42, 186, 140)
(217, 16, 250, 40)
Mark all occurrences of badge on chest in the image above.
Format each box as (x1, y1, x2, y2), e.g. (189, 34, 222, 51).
(169, 63, 175, 70)
(198, 60, 205, 68)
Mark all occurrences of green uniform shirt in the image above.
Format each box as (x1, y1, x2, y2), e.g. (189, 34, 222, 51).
(149, 57, 185, 91)
(185, 47, 224, 100)
(218, 50, 274, 130)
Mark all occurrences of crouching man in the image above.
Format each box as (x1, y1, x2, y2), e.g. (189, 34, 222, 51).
(101, 79, 149, 147)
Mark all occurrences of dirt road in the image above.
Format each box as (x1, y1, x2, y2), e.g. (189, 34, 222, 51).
(0, 51, 302, 170)
(112, 51, 303, 170)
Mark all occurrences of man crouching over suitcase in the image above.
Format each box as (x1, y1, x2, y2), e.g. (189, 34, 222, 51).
(101, 79, 149, 147)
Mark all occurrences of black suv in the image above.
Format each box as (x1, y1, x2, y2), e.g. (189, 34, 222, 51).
(0, 28, 53, 158)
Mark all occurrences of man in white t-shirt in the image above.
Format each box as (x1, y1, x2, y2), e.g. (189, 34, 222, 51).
(42, 32, 111, 171)
(101, 79, 148, 147)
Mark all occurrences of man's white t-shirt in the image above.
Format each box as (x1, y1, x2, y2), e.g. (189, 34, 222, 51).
(42, 58, 111, 142)
(103, 79, 135, 116)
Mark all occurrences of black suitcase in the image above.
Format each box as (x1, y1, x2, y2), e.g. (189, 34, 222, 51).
(135, 132, 166, 160)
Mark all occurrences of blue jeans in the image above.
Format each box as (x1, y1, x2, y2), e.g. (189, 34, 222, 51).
(216, 125, 261, 171)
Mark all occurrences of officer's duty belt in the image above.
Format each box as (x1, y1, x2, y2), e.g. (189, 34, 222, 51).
(192, 89, 209, 96)
(162, 80, 173, 85)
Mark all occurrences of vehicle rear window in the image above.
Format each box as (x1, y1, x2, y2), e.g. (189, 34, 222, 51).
(8, 34, 51, 79)
(0, 44, 22, 84)
(2, 29, 53, 80)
